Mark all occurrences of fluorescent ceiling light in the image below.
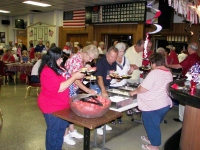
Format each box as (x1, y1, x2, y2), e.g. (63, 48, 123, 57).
(0, 10, 10, 13)
(23, 1, 51, 7)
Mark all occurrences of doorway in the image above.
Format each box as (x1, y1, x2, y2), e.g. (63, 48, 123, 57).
(102, 34, 133, 49)
(67, 34, 88, 53)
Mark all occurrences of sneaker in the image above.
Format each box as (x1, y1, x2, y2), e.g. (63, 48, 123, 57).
(69, 129, 84, 139)
(104, 124, 112, 131)
(97, 128, 103, 135)
(64, 134, 76, 145)
(117, 118, 123, 124)
(111, 120, 116, 124)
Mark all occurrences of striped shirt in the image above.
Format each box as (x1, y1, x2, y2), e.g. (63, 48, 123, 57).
(137, 68, 173, 111)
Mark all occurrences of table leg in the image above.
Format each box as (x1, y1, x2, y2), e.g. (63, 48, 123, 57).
(93, 128, 97, 147)
(102, 124, 106, 149)
(84, 127, 90, 150)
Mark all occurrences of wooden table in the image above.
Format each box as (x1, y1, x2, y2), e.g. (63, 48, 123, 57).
(53, 108, 122, 150)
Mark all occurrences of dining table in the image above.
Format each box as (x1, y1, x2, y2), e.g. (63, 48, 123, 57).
(5, 62, 34, 74)
(53, 108, 122, 150)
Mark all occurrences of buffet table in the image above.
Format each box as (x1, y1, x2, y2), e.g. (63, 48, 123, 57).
(53, 108, 122, 150)
(169, 80, 200, 150)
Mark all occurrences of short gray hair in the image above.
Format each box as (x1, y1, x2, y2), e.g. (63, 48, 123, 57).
(115, 42, 126, 51)
(65, 42, 71, 46)
(188, 42, 198, 51)
(156, 47, 165, 53)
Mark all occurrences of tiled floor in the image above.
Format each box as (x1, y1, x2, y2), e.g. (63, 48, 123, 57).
(0, 81, 182, 150)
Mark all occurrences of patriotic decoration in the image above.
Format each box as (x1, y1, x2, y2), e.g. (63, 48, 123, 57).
(49, 29, 54, 37)
(168, 0, 200, 24)
(63, 10, 85, 28)
(143, 1, 162, 59)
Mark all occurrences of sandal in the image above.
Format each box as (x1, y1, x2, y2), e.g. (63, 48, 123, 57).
(141, 136, 151, 144)
(142, 144, 150, 150)
(126, 109, 133, 116)
(142, 144, 159, 150)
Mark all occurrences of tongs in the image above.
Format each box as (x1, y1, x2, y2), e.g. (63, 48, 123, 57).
(80, 95, 103, 106)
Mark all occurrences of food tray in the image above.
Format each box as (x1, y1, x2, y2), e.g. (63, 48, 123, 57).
(107, 88, 130, 97)
(109, 95, 133, 109)
(118, 86, 136, 91)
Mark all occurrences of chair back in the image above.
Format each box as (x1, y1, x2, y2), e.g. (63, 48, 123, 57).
(0, 61, 6, 76)
(27, 75, 41, 87)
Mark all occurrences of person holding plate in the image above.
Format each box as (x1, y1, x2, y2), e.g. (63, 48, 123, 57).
(110, 42, 134, 88)
(109, 42, 134, 124)
(129, 53, 173, 150)
(63, 44, 99, 145)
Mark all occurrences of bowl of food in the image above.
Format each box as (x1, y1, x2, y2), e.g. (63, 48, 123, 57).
(70, 95, 111, 118)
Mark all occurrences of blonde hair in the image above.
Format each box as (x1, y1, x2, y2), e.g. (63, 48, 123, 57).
(82, 44, 99, 59)
(98, 41, 105, 46)
(85, 41, 91, 46)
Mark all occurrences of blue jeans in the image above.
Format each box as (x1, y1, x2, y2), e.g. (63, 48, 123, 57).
(142, 105, 170, 146)
(43, 113, 69, 150)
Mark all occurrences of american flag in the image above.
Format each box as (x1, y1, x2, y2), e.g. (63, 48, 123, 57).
(63, 10, 85, 28)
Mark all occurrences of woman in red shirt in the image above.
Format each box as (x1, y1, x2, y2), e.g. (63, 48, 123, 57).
(38, 47, 84, 150)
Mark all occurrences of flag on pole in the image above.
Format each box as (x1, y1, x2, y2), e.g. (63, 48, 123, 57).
(63, 10, 85, 28)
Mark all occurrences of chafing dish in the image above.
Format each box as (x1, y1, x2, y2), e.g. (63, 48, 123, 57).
(107, 88, 137, 109)
(118, 86, 136, 91)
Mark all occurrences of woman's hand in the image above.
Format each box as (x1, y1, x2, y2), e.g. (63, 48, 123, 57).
(129, 90, 136, 96)
(130, 64, 138, 70)
(87, 89, 97, 94)
(72, 72, 85, 80)
(101, 91, 109, 98)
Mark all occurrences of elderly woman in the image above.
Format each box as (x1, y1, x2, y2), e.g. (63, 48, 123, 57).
(110, 42, 134, 124)
(110, 42, 134, 87)
(130, 53, 173, 150)
(156, 47, 171, 65)
(38, 47, 84, 150)
(63, 44, 99, 145)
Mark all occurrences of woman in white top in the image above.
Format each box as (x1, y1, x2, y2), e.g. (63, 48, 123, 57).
(110, 42, 133, 87)
(110, 42, 134, 124)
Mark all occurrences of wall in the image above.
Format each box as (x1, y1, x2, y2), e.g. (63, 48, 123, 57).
(0, 3, 190, 49)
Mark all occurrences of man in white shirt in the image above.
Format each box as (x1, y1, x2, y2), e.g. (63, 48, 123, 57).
(125, 39, 144, 83)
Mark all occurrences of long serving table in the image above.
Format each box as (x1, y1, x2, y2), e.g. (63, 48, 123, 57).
(53, 108, 122, 150)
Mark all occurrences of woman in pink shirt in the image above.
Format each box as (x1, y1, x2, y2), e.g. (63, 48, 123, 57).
(130, 53, 173, 150)
(38, 47, 84, 150)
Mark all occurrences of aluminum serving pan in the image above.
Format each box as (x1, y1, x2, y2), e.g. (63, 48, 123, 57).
(107, 88, 130, 97)
(118, 86, 136, 91)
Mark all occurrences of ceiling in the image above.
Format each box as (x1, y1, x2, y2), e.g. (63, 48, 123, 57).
(0, 0, 142, 17)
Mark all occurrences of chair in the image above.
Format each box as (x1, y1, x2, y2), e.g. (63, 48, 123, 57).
(25, 76, 41, 100)
(0, 108, 3, 128)
(0, 61, 16, 85)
